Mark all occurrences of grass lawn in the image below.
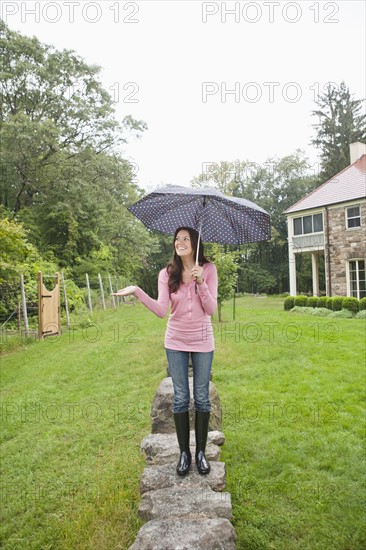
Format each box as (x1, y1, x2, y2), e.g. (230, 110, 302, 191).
(1, 296, 365, 549)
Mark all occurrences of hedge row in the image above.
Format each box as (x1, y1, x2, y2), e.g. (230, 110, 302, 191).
(284, 295, 366, 312)
(289, 306, 366, 319)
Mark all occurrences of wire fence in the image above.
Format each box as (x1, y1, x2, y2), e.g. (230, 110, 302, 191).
(0, 273, 129, 342)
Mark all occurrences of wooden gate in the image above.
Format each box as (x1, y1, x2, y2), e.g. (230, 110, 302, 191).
(38, 272, 60, 339)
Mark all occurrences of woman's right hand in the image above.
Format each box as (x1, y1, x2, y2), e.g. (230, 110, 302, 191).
(111, 285, 138, 296)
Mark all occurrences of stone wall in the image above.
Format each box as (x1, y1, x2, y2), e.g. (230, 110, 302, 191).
(326, 201, 366, 296)
(128, 366, 237, 549)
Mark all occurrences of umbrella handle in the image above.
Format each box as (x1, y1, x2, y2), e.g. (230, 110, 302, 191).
(196, 220, 202, 265)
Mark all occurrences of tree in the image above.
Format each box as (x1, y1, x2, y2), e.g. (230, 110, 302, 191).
(0, 214, 33, 286)
(137, 233, 172, 298)
(209, 245, 239, 322)
(0, 21, 152, 283)
(238, 263, 276, 294)
(0, 212, 58, 314)
(191, 152, 319, 294)
(0, 20, 146, 212)
(311, 82, 366, 181)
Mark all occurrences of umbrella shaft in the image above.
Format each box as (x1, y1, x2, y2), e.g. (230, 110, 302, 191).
(196, 219, 202, 265)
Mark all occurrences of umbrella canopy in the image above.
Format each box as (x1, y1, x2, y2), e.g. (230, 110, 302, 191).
(128, 185, 271, 249)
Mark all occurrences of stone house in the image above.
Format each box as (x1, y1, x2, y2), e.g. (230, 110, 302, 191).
(285, 142, 366, 298)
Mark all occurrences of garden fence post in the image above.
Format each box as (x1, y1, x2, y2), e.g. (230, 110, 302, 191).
(20, 274, 29, 337)
(119, 277, 125, 304)
(61, 272, 70, 329)
(108, 274, 116, 308)
(115, 276, 120, 305)
(17, 302, 21, 333)
(233, 287, 236, 321)
(98, 274, 106, 310)
(86, 273, 93, 313)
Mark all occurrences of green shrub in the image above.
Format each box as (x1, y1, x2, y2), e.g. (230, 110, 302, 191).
(317, 296, 328, 308)
(359, 297, 366, 311)
(61, 279, 85, 312)
(307, 296, 318, 308)
(284, 296, 295, 311)
(290, 306, 313, 314)
(309, 308, 331, 316)
(326, 297, 334, 310)
(332, 297, 344, 311)
(342, 297, 359, 313)
(355, 310, 366, 319)
(294, 295, 308, 307)
(329, 309, 354, 319)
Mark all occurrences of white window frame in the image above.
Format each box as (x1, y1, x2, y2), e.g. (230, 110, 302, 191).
(345, 204, 361, 230)
(346, 259, 366, 299)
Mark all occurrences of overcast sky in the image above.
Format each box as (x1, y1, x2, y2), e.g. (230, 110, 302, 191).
(2, 0, 365, 191)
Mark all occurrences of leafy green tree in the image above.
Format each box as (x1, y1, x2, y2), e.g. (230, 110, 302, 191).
(311, 82, 366, 181)
(192, 153, 317, 239)
(191, 152, 318, 294)
(0, 214, 32, 285)
(209, 244, 239, 322)
(0, 212, 58, 314)
(0, 20, 146, 209)
(0, 21, 151, 283)
(238, 263, 276, 294)
(136, 233, 172, 298)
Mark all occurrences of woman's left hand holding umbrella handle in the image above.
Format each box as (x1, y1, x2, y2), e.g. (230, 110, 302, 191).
(191, 265, 204, 284)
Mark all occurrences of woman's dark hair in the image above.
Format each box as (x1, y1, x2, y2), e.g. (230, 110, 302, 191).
(167, 227, 209, 294)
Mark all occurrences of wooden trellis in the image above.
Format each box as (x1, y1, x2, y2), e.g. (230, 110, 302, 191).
(38, 272, 60, 339)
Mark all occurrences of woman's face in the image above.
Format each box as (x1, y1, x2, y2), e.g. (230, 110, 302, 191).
(174, 229, 194, 260)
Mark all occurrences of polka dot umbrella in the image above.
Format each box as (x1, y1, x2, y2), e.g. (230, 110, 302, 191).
(128, 185, 271, 264)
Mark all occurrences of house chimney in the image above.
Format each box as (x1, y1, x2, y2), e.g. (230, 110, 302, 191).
(350, 142, 366, 164)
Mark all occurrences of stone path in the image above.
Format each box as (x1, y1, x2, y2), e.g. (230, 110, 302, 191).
(128, 372, 237, 549)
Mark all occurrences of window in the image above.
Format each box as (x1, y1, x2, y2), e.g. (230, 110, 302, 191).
(349, 260, 366, 299)
(313, 213, 323, 232)
(303, 216, 312, 234)
(293, 213, 323, 235)
(293, 218, 302, 235)
(346, 205, 361, 229)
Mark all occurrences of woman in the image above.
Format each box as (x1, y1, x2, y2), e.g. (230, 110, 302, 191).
(113, 227, 218, 476)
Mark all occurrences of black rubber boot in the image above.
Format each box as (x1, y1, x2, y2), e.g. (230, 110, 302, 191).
(195, 410, 211, 475)
(174, 411, 191, 475)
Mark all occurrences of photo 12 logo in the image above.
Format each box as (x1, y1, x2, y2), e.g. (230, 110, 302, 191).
(201, 2, 340, 24)
(1, 1, 140, 24)
(1, 479, 126, 506)
(232, 478, 339, 504)
(108, 82, 140, 104)
(222, 400, 340, 425)
(202, 321, 339, 344)
(1, 400, 147, 424)
(201, 81, 343, 104)
(202, 81, 302, 104)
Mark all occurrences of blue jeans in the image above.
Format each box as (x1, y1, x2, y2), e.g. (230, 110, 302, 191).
(166, 349, 213, 413)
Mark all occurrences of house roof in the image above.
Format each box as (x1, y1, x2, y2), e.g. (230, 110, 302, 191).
(285, 154, 366, 214)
